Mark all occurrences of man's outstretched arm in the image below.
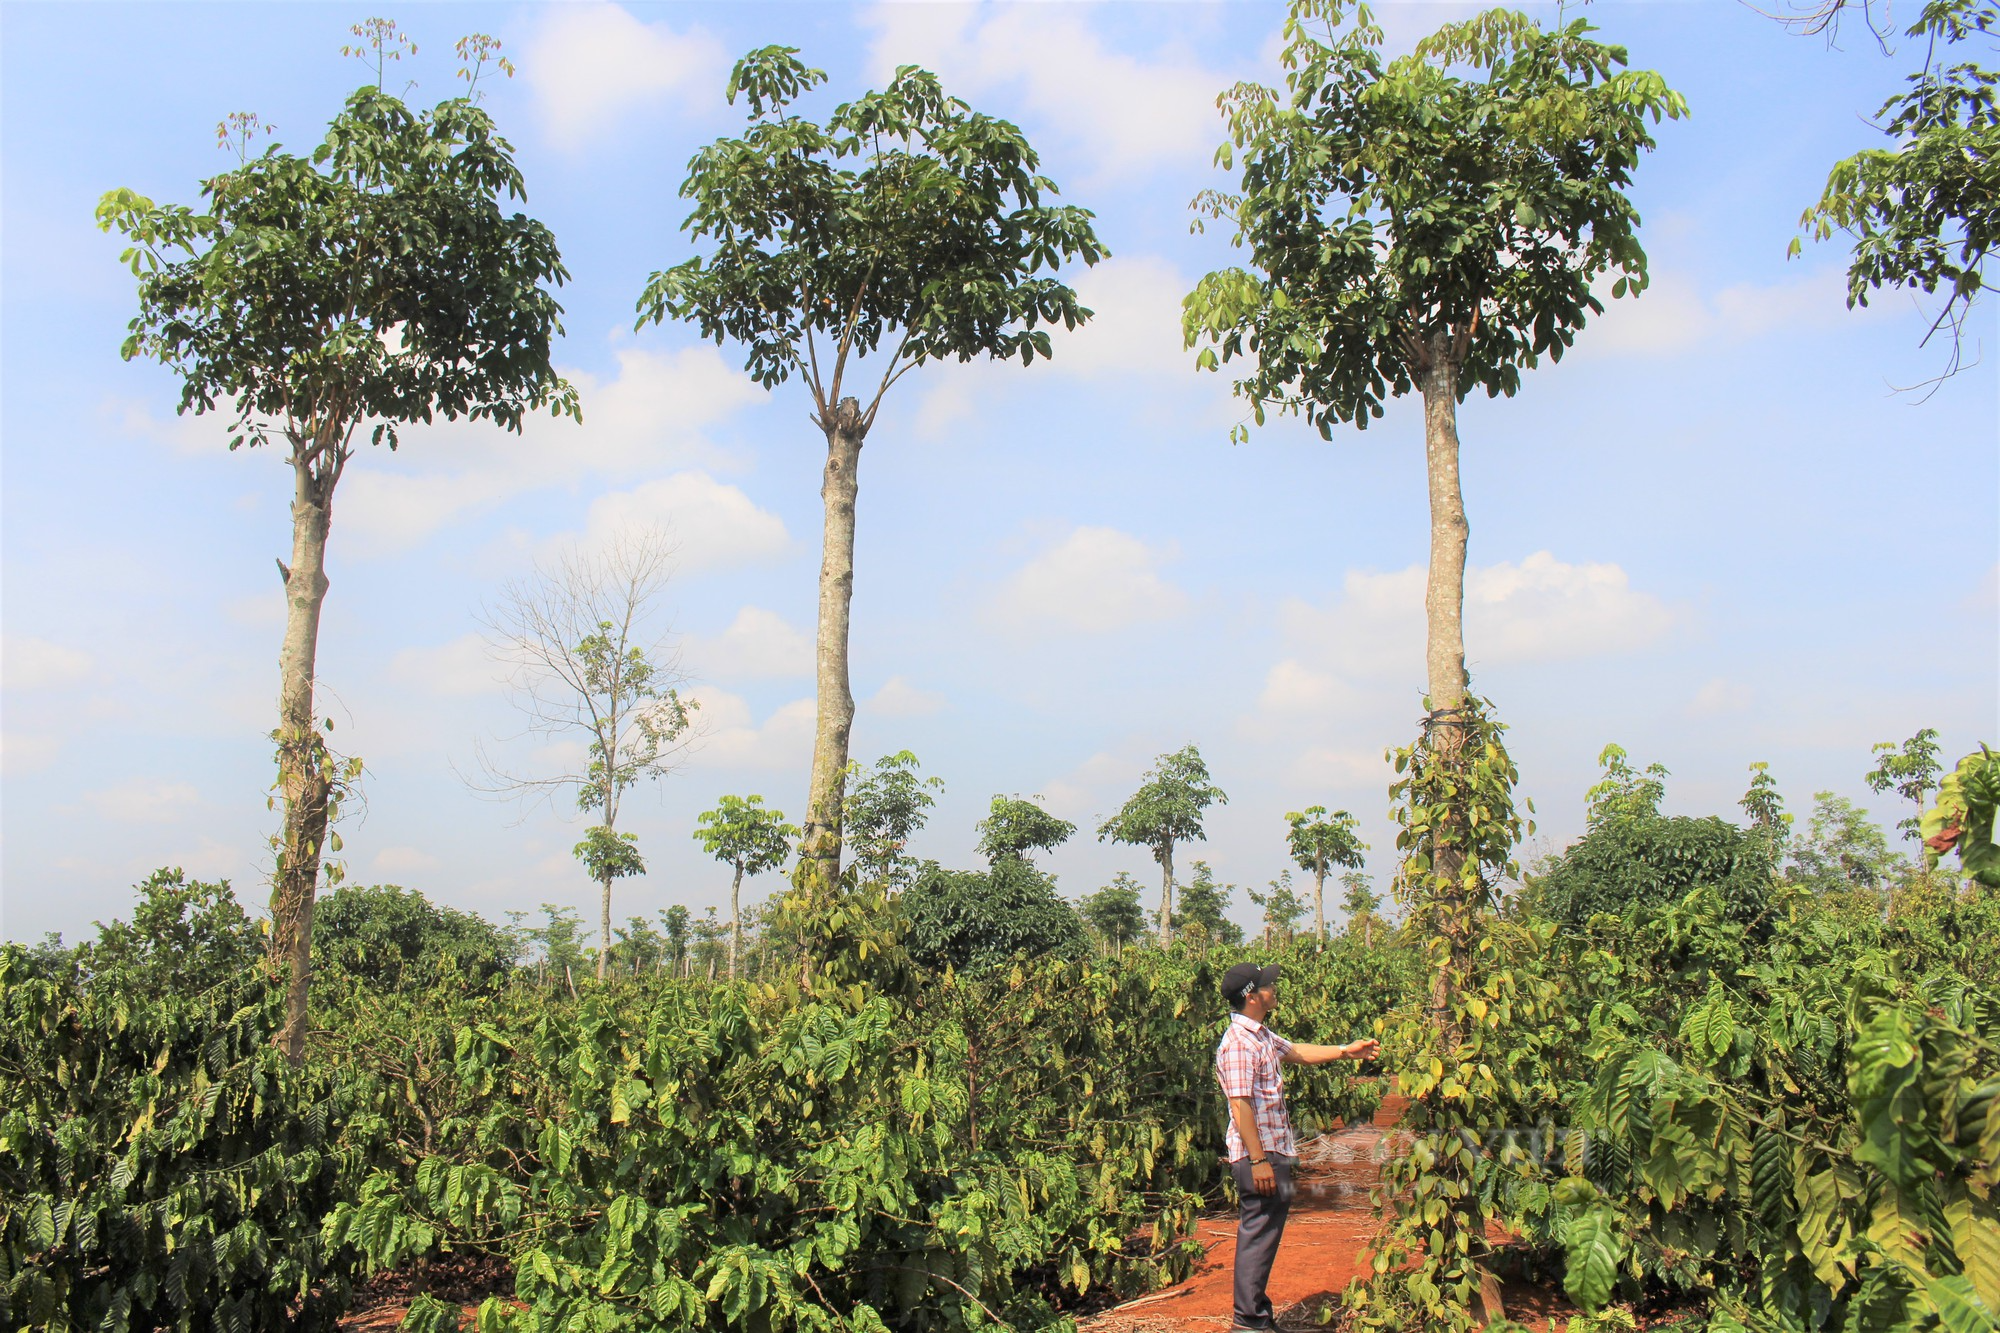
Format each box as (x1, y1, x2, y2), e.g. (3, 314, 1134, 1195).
(1282, 1037, 1380, 1066)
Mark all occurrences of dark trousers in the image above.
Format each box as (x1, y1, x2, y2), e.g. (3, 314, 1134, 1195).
(1228, 1153, 1296, 1328)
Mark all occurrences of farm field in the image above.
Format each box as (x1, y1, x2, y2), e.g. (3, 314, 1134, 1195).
(2, 1, 1996, 1332)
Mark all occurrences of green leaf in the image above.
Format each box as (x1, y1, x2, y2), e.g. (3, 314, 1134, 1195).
(1561, 1205, 1625, 1310)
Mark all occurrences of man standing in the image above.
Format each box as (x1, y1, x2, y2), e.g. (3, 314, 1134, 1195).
(1215, 961, 1380, 1333)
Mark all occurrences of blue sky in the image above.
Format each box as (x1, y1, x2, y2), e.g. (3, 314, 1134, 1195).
(3, 1, 1995, 946)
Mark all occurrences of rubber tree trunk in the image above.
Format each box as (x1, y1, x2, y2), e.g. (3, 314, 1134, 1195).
(1156, 843, 1176, 947)
(597, 873, 612, 982)
(1418, 332, 1471, 1037)
(729, 861, 744, 980)
(1312, 865, 1326, 940)
(271, 456, 336, 1066)
(799, 398, 865, 897)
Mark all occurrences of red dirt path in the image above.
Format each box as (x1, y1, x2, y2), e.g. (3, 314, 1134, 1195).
(1079, 1093, 1604, 1333)
(1080, 1094, 1408, 1333)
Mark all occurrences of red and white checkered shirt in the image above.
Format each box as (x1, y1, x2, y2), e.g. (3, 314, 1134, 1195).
(1215, 1012, 1296, 1161)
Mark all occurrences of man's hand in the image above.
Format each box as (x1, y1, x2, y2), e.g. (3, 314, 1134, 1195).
(1250, 1159, 1277, 1194)
(1284, 1037, 1382, 1065)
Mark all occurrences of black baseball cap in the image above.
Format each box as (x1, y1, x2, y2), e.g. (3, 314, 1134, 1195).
(1220, 961, 1281, 1003)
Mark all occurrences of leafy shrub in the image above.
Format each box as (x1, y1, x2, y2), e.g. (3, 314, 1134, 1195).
(323, 925, 1391, 1332)
(0, 874, 380, 1332)
(70, 866, 263, 993)
(1535, 815, 1773, 927)
(314, 883, 517, 993)
(901, 859, 1089, 971)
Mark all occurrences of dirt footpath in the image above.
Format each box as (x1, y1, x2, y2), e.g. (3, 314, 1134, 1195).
(1080, 1094, 1612, 1333)
(1082, 1094, 1406, 1333)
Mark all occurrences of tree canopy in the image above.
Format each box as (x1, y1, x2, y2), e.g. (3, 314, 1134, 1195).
(1184, 5, 1687, 438)
(975, 796, 1076, 866)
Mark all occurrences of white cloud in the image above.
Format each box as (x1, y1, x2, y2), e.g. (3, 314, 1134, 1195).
(1256, 659, 1368, 719)
(3, 636, 92, 690)
(372, 845, 442, 876)
(894, 255, 1230, 437)
(1688, 677, 1754, 718)
(991, 526, 1189, 633)
(864, 675, 946, 718)
(389, 634, 501, 698)
(1282, 552, 1674, 677)
(524, 4, 727, 149)
(1038, 749, 1146, 823)
(1056, 256, 1201, 381)
(101, 395, 223, 457)
(863, 5, 1230, 177)
(688, 688, 816, 771)
(83, 779, 201, 823)
(148, 835, 244, 885)
(337, 347, 764, 554)
(1588, 265, 1890, 357)
(570, 473, 790, 573)
(1, 733, 61, 776)
(689, 607, 812, 682)
(1289, 745, 1390, 788)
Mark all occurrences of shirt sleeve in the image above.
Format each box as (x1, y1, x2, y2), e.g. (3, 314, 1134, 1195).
(1267, 1030, 1294, 1056)
(1216, 1037, 1254, 1098)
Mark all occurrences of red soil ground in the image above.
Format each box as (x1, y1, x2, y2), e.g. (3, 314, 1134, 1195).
(1081, 1093, 1415, 1333)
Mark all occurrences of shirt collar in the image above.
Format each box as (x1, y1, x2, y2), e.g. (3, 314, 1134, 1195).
(1229, 1011, 1267, 1035)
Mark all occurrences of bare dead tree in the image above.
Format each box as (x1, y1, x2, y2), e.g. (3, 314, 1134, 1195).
(470, 529, 700, 980)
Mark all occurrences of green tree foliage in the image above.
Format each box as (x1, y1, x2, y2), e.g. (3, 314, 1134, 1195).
(1537, 815, 1776, 927)
(693, 794, 799, 979)
(99, 36, 576, 1062)
(1796, 0, 1998, 372)
(1248, 870, 1310, 946)
(658, 905, 693, 977)
(1585, 743, 1670, 826)
(75, 867, 261, 995)
(1098, 745, 1228, 946)
(510, 904, 589, 991)
(1286, 805, 1366, 939)
(1868, 727, 1946, 847)
(1339, 869, 1385, 947)
(314, 884, 516, 993)
(1740, 760, 1794, 865)
(902, 860, 1089, 972)
(610, 916, 665, 977)
(1077, 873, 1147, 955)
(1789, 792, 1899, 894)
(637, 48, 1105, 894)
(975, 795, 1076, 865)
(1175, 861, 1244, 946)
(844, 752, 944, 891)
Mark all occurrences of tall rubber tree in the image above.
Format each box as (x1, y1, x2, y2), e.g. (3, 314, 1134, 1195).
(1285, 805, 1366, 939)
(100, 59, 576, 1062)
(638, 48, 1105, 895)
(1098, 745, 1228, 947)
(693, 794, 799, 979)
(1185, 0, 1684, 917)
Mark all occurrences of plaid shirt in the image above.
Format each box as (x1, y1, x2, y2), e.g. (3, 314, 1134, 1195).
(1215, 1012, 1296, 1161)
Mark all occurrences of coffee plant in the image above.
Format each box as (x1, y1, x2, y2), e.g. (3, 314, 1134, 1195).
(0, 936, 379, 1331)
